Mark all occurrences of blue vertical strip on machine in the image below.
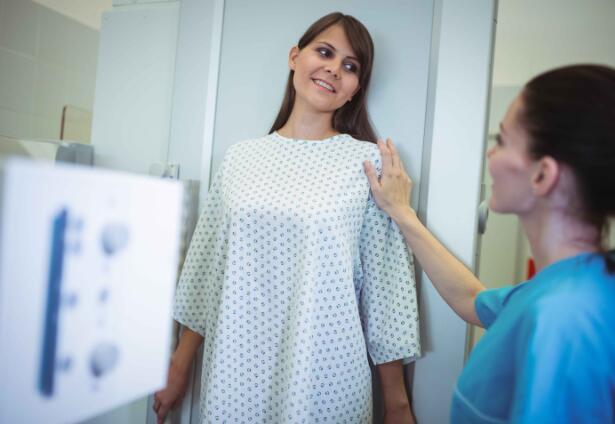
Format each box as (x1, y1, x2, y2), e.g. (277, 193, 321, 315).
(39, 208, 68, 397)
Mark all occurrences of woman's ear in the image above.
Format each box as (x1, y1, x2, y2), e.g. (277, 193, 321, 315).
(532, 156, 560, 196)
(288, 46, 300, 71)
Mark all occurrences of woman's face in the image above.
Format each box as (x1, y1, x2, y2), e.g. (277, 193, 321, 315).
(289, 24, 361, 114)
(487, 95, 540, 214)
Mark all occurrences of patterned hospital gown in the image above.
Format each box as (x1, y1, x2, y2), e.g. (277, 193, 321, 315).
(174, 132, 420, 423)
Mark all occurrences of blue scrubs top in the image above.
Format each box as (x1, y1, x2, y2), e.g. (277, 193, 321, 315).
(451, 253, 615, 423)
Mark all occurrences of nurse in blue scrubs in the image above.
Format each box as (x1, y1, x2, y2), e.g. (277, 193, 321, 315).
(364, 64, 615, 423)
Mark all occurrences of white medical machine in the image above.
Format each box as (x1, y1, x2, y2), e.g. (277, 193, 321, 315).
(0, 158, 183, 424)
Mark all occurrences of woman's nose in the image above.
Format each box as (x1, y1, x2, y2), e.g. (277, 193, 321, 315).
(325, 63, 341, 79)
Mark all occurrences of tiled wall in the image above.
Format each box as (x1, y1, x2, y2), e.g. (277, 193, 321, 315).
(0, 0, 99, 141)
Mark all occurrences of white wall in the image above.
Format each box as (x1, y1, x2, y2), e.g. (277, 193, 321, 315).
(412, 1, 496, 422)
(90, 1, 179, 174)
(493, 0, 615, 86)
(0, 0, 99, 141)
(166, 0, 218, 182)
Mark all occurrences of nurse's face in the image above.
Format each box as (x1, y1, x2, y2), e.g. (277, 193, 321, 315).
(288, 24, 361, 114)
(487, 95, 540, 215)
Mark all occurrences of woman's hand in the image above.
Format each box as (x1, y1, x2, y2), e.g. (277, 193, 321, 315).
(153, 359, 191, 424)
(364, 138, 415, 223)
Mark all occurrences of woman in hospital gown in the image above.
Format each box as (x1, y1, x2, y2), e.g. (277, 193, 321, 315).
(154, 12, 420, 424)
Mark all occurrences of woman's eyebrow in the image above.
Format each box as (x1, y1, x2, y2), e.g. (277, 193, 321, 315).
(316, 41, 359, 61)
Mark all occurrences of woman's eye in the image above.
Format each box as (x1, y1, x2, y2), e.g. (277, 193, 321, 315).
(317, 47, 332, 57)
(495, 134, 503, 146)
(344, 62, 358, 74)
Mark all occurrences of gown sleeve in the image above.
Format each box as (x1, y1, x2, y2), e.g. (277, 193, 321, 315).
(173, 153, 230, 337)
(357, 164, 421, 365)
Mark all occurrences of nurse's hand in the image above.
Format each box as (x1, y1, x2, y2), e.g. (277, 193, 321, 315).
(153, 360, 190, 424)
(364, 138, 415, 223)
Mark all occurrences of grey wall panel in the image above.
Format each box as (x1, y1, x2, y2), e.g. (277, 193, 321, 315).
(210, 0, 433, 211)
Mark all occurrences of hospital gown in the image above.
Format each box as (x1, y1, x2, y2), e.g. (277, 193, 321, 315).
(174, 131, 420, 423)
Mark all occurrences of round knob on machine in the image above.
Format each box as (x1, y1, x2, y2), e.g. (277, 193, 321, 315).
(100, 223, 129, 256)
(89, 343, 119, 378)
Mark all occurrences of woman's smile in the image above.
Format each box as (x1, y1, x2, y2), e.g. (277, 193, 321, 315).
(312, 78, 336, 93)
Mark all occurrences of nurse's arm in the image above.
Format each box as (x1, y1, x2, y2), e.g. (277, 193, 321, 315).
(364, 139, 485, 327)
(394, 210, 485, 326)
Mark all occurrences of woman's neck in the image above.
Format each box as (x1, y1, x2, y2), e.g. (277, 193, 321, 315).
(520, 207, 600, 272)
(277, 102, 338, 140)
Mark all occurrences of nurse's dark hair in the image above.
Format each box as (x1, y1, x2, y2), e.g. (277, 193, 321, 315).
(269, 12, 377, 143)
(520, 64, 615, 273)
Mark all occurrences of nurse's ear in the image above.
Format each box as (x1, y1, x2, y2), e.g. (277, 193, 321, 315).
(532, 156, 559, 197)
(288, 46, 300, 71)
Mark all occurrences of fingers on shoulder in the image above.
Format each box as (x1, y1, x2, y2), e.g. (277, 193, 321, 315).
(363, 160, 381, 188)
(382, 139, 414, 184)
(377, 139, 393, 170)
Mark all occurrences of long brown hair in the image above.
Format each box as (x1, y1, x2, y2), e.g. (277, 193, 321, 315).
(269, 12, 377, 143)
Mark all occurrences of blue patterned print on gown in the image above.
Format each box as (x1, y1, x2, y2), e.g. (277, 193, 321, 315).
(174, 132, 421, 423)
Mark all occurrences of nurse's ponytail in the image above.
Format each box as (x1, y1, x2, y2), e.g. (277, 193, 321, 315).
(520, 64, 615, 273)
